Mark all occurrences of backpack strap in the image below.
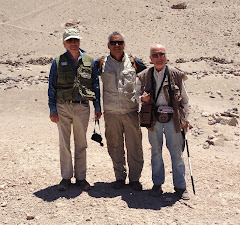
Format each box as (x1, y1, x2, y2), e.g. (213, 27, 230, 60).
(98, 56, 105, 74)
(129, 55, 137, 71)
(99, 55, 137, 73)
(99, 57, 104, 70)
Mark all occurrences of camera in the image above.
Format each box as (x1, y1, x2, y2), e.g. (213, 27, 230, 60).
(91, 133, 104, 146)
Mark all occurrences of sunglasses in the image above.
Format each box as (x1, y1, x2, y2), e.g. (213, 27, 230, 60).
(151, 52, 166, 58)
(109, 40, 124, 45)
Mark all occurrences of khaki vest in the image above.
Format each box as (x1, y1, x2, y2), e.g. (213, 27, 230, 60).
(101, 54, 139, 114)
(138, 65, 186, 132)
(56, 53, 96, 101)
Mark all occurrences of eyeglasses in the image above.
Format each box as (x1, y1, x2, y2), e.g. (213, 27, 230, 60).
(109, 40, 124, 45)
(151, 52, 166, 58)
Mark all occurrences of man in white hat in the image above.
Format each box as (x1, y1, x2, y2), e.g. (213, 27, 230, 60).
(48, 28, 102, 191)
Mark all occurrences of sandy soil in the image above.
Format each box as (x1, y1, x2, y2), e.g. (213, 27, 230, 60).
(0, 0, 240, 224)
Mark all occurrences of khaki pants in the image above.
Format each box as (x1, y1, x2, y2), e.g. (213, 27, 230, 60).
(104, 111, 143, 182)
(56, 101, 90, 180)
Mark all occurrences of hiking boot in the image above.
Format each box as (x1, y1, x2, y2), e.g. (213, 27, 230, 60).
(76, 179, 91, 191)
(58, 179, 71, 191)
(129, 181, 142, 191)
(112, 180, 125, 189)
(150, 184, 163, 197)
(174, 187, 190, 200)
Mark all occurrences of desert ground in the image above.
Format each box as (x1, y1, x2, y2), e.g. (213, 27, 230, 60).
(0, 0, 240, 224)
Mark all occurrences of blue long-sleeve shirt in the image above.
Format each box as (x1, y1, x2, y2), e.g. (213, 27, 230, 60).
(48, 49, 101, 114)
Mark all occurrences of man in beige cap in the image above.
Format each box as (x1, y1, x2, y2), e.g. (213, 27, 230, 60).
(48, 28, 102, 191)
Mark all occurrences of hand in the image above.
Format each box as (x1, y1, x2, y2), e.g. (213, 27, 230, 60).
(141, 91, 150, 103)
(50, 113, 59, 123)
(95, 111, 102, 120)
(182, 121, 189, 132)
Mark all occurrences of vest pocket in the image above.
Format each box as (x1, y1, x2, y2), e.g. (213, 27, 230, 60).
(80, 66, 92, 79)
(57, 87, 78, 101)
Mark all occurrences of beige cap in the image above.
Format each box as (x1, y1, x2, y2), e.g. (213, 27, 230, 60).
(63, 28, 82, 41)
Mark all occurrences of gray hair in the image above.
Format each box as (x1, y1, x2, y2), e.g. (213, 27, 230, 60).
(108, 31, 125, 42)
(150, 44, 166, 55)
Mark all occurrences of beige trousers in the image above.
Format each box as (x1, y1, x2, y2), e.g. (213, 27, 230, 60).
(104, 111, 144, 182)
(56, 101, 90, 180)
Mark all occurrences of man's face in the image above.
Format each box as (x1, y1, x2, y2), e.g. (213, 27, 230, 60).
(63, 38, 80, 55)
(108, 35, 125, 59)
(150, 45, 167, 71)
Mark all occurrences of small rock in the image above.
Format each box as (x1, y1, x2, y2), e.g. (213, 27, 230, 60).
(203, 142, 210, 149)
(213, 128, 219, 133)
(1, 202, 7, 207)
(207, 137, 224, 146)
(220, 119, 227, 125)
(208, 134, 215, 139)
(202, 112, 210, 117)
(228, 117, 238, 126)
(171, 2, 187, 9)
(0, 184, 6, 190)
(216, 90, 222, 95)
(224, 136, 232, 141)
(26, 214, 35, 220)
(234, 132, 240, 136)
(208, 120, 216, 125)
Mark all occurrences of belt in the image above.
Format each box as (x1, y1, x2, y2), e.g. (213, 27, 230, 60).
(69, 100, 88, 104)
(70, 100, 81, 103)
(57, 100, 88, 104)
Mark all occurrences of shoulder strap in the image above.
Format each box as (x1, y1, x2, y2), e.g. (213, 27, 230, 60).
(56, 52, 68, 67)
(81, 54, 92, 66)
(165, 65, 174, 106)
(99, 55, 137, 72)
(93, 120, 102, 134)
(99, 56, 104, 70)
(152, 68, 167, 103)
(98, 56, 105, 74)
(56, 56, 60, 67)
(129, 55, 137, 71)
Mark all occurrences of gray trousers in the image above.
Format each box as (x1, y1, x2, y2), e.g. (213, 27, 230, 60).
(104, 111, 143, 182)
(56, 101, 90, 180)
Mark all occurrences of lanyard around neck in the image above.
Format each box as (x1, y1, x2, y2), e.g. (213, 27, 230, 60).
(152, 68, 167, 103)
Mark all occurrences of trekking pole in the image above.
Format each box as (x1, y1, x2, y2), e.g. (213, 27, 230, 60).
(183, 130, 196, 195)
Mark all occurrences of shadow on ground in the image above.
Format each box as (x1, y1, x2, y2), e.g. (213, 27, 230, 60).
(33, 184, 83, 202)
(34, 182, 192, 210)
(88, 182, 180, 210)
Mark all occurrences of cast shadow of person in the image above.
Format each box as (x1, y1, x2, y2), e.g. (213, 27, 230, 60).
(88, 182, 180, 210)
(34, 184, 84, 202)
